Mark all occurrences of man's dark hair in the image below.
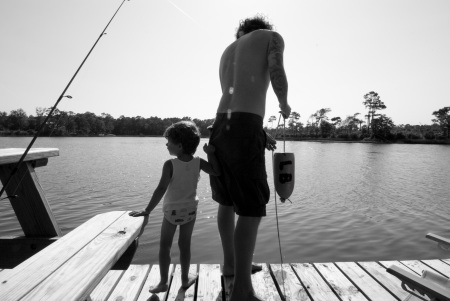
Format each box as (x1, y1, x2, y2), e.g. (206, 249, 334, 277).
(163, 121, 201, 155)
(235, 14, 273, 39)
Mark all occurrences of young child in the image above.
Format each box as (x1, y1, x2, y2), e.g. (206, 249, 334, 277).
(129, 120, 220, 293)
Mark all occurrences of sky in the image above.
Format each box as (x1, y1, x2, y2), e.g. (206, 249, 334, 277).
(1, 0, 449, 126)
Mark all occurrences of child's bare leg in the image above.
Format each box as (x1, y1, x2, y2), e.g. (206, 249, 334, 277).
(150, 218, 177, 293)
(178, 218, 197, 288)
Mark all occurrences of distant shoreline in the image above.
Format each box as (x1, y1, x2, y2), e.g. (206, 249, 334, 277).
(1, 134, 449, 145)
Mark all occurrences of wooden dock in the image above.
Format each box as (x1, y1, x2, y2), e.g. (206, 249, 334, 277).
(70, 258, 450, 301)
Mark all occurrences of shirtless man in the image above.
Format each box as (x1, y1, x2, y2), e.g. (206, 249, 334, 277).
(209, 16, 291, 301)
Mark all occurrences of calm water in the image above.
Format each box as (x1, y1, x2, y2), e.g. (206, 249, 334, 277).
(1, 137, 449, 265)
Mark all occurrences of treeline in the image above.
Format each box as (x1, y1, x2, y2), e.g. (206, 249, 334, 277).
(266, 92, 450, 142)
(1, 91, 449, 142)
(0, 108, 215, 137)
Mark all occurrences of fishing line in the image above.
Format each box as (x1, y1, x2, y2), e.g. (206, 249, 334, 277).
(272, 172, 287, 298)
(0, 0, 131, 201)
(272, 112, 288, 299)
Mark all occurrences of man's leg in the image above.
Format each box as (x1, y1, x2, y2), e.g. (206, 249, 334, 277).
(230, 215, 262, 301)
(217, 204, 235, 276)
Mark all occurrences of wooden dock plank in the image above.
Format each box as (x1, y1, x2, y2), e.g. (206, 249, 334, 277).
(314, 263, 368, 301)
(379, 260, 420, 275)
(289, 263, 333, 301)
(252, 263, 281, 301)
(90, 270, 125, 301)
(0, 211, 125, 301)
(107, 264, 150, 301)
(197, 264, 221, 301)
(399, 260, 434, 276)
(166, 264, 197, 301)
(223, 263, 283, 301)
(136, 264, 174, 301)
(20, 212, 144, 301)
(422, 260, 450, 277)
(358, 261, 409, 300)
(184, 265, 198, 301)
(336, 262, 396, 301)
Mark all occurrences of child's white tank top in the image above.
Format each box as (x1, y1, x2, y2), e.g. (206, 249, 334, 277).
(163, 157, 200, 211)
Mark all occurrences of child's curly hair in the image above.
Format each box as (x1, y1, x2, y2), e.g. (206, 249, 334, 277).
(163, 121, 201, 155)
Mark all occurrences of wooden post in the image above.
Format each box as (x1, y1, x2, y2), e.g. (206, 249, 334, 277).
(0, 148, 62, 237)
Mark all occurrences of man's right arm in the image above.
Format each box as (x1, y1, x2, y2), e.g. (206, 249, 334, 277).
(268, 32, 291, 118)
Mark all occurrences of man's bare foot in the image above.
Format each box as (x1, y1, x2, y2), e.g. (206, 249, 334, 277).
(230, 292, 262, 301)
(181, 274, 198, 289)
(149, 282, 169, 293)
(222, 263, 262, 277)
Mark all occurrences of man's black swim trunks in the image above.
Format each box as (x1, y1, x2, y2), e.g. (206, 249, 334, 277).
(209, 112, 270, 217)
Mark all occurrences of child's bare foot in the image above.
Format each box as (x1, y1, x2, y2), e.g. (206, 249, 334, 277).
(181, 274, 198, 289)
(149, 282, 169, 293)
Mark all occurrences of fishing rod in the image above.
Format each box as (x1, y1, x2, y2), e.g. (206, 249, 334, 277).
(0, 0, 130, 201)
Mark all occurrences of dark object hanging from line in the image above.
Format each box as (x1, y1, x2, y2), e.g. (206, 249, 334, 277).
(272, 113, 295, 203)
(273, 152, 295, 202)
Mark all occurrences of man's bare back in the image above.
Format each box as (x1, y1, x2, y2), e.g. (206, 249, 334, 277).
(217, 29, 289, 119)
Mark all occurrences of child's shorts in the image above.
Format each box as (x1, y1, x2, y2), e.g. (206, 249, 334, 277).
(164, 206, 197, 225)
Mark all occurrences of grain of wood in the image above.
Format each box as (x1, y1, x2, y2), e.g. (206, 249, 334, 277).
(107, 264, 150, 301)
(400, 260, 434, 276)
(20, 212, 144, 301)
(166, 264, 197, 301)
(90, 270, 125, 301)
(422, 260, 450, 277)
(136, 264, 174, 301)
(379, 260, 420, 276)
(358, 261, 409, 300)
(336, 262, 396, 301)
(197, 264, 221, 301)
(252, 263, 281, 301)
(0, 211, 125, 301)
(314, 263, 368, 301)
(272, 263, 312, 301)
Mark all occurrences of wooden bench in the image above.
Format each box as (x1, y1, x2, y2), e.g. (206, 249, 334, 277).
(0, 211, 145, 301)
(0, 148, 62, 268)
